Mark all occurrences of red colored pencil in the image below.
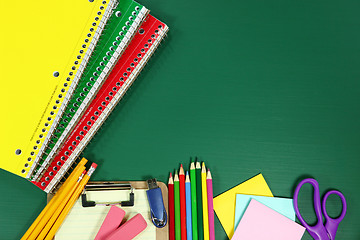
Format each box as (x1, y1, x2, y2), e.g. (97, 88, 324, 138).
(169, 173, 175, 240)
(179, 164, 187, 240)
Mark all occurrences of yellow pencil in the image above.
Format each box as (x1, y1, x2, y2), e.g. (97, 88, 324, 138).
(36, 170, 86, 240)
(43, 163, 97, 240)
(21, 158, 87, 240)
(202, 162, 209, 240)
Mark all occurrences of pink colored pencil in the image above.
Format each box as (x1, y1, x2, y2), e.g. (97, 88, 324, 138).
(207, 169, 215, 240)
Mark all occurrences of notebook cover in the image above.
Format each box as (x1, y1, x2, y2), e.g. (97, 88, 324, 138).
(30, 0, 149, 181)
(0, 0, 115, 178)
(34, 15, 169, 192)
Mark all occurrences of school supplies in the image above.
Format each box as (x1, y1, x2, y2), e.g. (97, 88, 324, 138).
(53, 181, 168, 240)
(174, 172, 181, 240)
(231, 199, 305, 240)
(21, 159, 96, 240)
(195, 162, 204, 240)
(21, 158, 88, 240)
(0, 0, 114, 179)
(106, 213, 148, 240)
(34, 15, 169, 193)
(32, 0, 149, 181)
(168, 174, 175, 240)
(185, 172, 193, 240)
(94, 206, 125, 240)
(168, 161, 214, 240)
(213, 174, 273, 238)
(293, 178, 347, 240)
(201, 163, 209, 240)
(146, 179, 167, 228)
(189, 162, 198, 240)
(234, 194, 295, 230)
(206, 170, 215, 240)
(179, 165, 187, 240)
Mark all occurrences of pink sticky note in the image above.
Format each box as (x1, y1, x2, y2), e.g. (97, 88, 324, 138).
(232, 199, 305, 240)
(95, 206, 125, 240)
(106, 213, 147, 240)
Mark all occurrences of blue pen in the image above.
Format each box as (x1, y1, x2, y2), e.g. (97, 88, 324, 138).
(185, 171, 193, 240)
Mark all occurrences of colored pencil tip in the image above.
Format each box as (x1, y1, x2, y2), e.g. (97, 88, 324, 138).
(170, 172, 173, 178)
(202, 162, 206, 172)
(207, 169, 212, 179)
(196, 161, 201, 169)
(190, 162, 195, 169)
(185, 172, 190, 182)
(179, 164, 185, 175)
(168, 174, 174, 184)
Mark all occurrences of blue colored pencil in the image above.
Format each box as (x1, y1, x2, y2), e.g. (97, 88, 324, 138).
(185, 171, 193, 240)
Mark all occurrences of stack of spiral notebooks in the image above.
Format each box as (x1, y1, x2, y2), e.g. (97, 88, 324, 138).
(0, 0, 168, 193)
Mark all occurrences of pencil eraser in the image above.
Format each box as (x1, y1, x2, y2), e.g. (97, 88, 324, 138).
(91, 163, 98, 168)
(94, 206, 125, 240)
(106, 213, 147, 240)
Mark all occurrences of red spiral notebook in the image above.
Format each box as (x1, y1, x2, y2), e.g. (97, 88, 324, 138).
(33, 15, 169, 193)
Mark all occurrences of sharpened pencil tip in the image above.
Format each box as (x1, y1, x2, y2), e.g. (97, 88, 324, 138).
(190, 162, 195, 169)
(196, 161, 201, 169)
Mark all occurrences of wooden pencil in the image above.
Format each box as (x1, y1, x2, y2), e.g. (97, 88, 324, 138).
(43, 163, 97, 240)
(207, 169, 215, 240)
(190, 161, 198, 240)
(174, 171, 181, 240)
(21, 158, 87, 240)
(201, 162, 209, 240)
(185, 171, 193, 240)
(169, 173, 175, 240)
(196, 161, 204, 240)
(37, 170, 86, 240)
(179, 164, 187, 240)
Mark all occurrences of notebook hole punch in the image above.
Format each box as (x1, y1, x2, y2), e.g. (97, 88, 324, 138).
(15, 149, 22, 155)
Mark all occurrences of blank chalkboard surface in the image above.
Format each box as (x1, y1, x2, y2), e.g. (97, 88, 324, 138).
(1, 0, 360, 239)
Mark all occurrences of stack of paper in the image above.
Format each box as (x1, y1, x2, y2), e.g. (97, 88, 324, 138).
(213, 174, 305, 240)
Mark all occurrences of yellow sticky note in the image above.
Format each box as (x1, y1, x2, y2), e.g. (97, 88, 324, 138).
(213, 174, 273, 239)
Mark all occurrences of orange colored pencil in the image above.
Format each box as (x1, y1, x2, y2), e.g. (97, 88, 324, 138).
(179, 164, 187, 240)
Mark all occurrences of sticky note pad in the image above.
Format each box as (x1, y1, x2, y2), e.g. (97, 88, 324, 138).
(234, 194, 295, 230)
(106, 213, 147, 240)
(232, 199, 305, 240)
(213, 174, 273, 238)
(95, 206, 125, 240)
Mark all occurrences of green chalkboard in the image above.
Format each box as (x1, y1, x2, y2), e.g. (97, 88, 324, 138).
(1, 0, 360, 239)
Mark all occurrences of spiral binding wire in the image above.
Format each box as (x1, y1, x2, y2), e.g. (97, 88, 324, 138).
(25, 0, 116, 178)
(43, 22, 169, 193)
(31, 6, 149, 182)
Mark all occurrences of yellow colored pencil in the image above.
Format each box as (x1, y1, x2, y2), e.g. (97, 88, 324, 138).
(36, 170, 85, 240)
(21, 158, 87, 240)
(43, 163, 97, 240)
(201, 162, 209, 240)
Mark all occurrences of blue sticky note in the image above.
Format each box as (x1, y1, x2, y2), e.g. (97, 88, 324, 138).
(234, 194, 295, 231)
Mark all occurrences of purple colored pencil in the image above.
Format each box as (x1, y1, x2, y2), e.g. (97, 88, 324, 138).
(207, 169, 215, 240)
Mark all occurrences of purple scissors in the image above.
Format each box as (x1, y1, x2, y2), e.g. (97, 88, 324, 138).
(293, 178, 347, 240)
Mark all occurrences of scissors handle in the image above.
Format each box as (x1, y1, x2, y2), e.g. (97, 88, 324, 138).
(294, 178, 347, 240)
(322, 190, 347, 240)
(294, 178, 329, 240)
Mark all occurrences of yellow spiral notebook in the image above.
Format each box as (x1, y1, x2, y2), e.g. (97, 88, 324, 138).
(0, 0, 116, 178)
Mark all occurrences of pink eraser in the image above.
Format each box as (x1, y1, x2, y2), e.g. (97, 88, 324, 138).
(106, 214, 147, 240)
(94, 206, 126, 240)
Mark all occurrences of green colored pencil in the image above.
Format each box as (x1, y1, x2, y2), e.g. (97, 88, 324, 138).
(174, 171, 181, 240)
(196, 161, 204, 240)
(190, 161, 198, 240)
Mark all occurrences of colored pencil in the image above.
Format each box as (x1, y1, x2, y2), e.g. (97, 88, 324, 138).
(174, 171, 181, 240)
(169, 173, 175, 240)
(190, 161, 198, 240)
(185, 171, 193, 240)
(179, 164, 187, 240)
(201, 162, 209, 240)
(21, 158, 87, 240)
(196, 161, 204, 240)
(207, 169, 215, 240)
(44, 164, 97, 240)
